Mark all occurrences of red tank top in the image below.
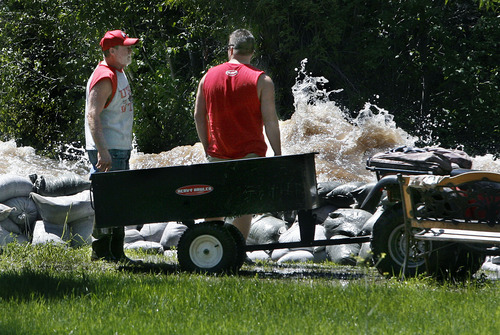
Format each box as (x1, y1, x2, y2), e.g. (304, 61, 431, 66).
(203, 62, 266, 159)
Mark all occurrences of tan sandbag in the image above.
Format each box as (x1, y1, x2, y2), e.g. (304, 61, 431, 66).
(30, 190, 93, 225)
(0, 174, 33, 202)
(160, 222, 187, 248)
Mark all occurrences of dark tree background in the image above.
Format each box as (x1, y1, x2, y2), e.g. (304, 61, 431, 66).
(0, 0, 498, 157)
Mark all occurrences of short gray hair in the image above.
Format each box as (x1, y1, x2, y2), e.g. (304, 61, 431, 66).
(228, 29, 255, 56)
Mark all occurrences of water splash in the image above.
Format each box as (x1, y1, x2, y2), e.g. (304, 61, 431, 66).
(1, 59, 499, 182)
(280, 59, 416, 182)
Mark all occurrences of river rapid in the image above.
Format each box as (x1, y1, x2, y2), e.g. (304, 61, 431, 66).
(1, 59, 499, 181)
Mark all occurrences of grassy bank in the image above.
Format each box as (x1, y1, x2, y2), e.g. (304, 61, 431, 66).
(0, 243, 499, 334)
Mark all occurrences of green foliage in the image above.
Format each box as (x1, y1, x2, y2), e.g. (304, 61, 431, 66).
(0, 0, 498, 156)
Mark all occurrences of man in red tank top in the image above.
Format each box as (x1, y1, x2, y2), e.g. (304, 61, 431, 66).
(194, 29, 281, 241)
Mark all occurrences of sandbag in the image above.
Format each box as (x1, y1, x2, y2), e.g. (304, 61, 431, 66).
(325, 235, 361, 265)
(0, 174, 33, 202)
(0, 218, 22, 235)
(271, 223, 327, 260)
(358, 207, 384, 236)
(312, 204, 337, 225)
(140, 222, 168, 242)
(314, 249, 327, 263)
(323, 208, 372, 238)
(30, 190, 93, 225)
(30, 173, 91, 196)
(317, 181, 343, 206)
(125, 228, 144, 244)
(247, 214, 288, 245)
(277, 250, 314, 264)
(68, 215, 94, 247)
(247, 250, 271, 262)
(350, 182, 377, 207)
(160, 222, 187, 249)
(31, 220, 66, 246)
(0, 223, 28, 245)
(124, 240, 164, 254)
(325, 182, 365, 208)
(3, 197, 38, 232)
(0, 203, 14, 221)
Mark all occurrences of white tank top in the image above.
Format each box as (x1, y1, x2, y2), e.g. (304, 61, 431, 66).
(85, 62, 134, 150)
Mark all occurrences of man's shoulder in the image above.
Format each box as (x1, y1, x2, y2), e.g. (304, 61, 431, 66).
(94, 62, 118, 77)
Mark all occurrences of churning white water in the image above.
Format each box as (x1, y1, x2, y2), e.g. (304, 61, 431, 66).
(1, 59, 499, 181)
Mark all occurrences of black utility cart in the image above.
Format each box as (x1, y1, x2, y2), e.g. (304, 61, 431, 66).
(90, 153, 369, 273)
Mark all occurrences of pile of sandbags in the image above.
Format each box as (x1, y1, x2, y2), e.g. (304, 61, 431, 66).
(124, 222, 188, 255)
(0, 173, 92, 247)
(246, 180, 378, 265)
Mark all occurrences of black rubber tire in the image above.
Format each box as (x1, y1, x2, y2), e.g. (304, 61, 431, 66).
(371, 204, 439, 277)
(177, 222, 238, 274)
(224, 223, 247, 272)
(428, 244, 486, 280)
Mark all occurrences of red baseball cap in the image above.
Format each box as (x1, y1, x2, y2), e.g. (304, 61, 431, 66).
(100, 30, 139, 51)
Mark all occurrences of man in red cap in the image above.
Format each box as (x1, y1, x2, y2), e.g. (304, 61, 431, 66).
(84, 30, 140, 263)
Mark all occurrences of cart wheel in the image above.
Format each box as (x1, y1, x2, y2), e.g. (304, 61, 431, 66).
(371, 204, 441, 278)
(224, 223, 247, 272)
(177, 222, 237, 274)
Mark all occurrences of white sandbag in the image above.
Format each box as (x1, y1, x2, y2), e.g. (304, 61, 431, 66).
(3, 197, 38, 230)
(278, 222, 312, 252)
(124, 240, 163, 254)
(31, 220, 66, 246)
(125, 228, 144, 244)
(30, 190, 93, 225)
(160, 222, 187, 248)
(277, 250, 314, 264)
(278, 222, 327, 252)
(0, 203, 14, 221)
(0, 218, 22, 234)
(140, 222, 168, 242)
(247, 250, 271, 262)
(271, 247, 290, 261)
(68, 215, 94, 247)
(0, 174, 33, 202)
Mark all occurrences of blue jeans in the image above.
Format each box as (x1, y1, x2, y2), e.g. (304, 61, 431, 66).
(87, 149, 131, 173)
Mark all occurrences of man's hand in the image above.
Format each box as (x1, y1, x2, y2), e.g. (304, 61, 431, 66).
(96, 150, 112, 172)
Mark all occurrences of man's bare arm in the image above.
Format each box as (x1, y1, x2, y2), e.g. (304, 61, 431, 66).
(258, 74, 281, 156)
(194, 75, 209, 154)
(87, 79, 113, 171)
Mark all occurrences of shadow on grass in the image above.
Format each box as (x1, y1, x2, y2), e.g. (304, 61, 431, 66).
(0, 262, 180, 301)
(0, 261, 379, 302)
(0, 269, 98, 301)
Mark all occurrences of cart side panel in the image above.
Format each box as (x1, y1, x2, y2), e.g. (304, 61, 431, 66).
(91, 153, 319, 228)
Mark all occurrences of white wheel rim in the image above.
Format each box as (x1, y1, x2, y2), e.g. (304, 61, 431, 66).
(189, 234, 223, 268)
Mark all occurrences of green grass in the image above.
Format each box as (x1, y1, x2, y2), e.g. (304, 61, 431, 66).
(0, 243, 499, 335)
